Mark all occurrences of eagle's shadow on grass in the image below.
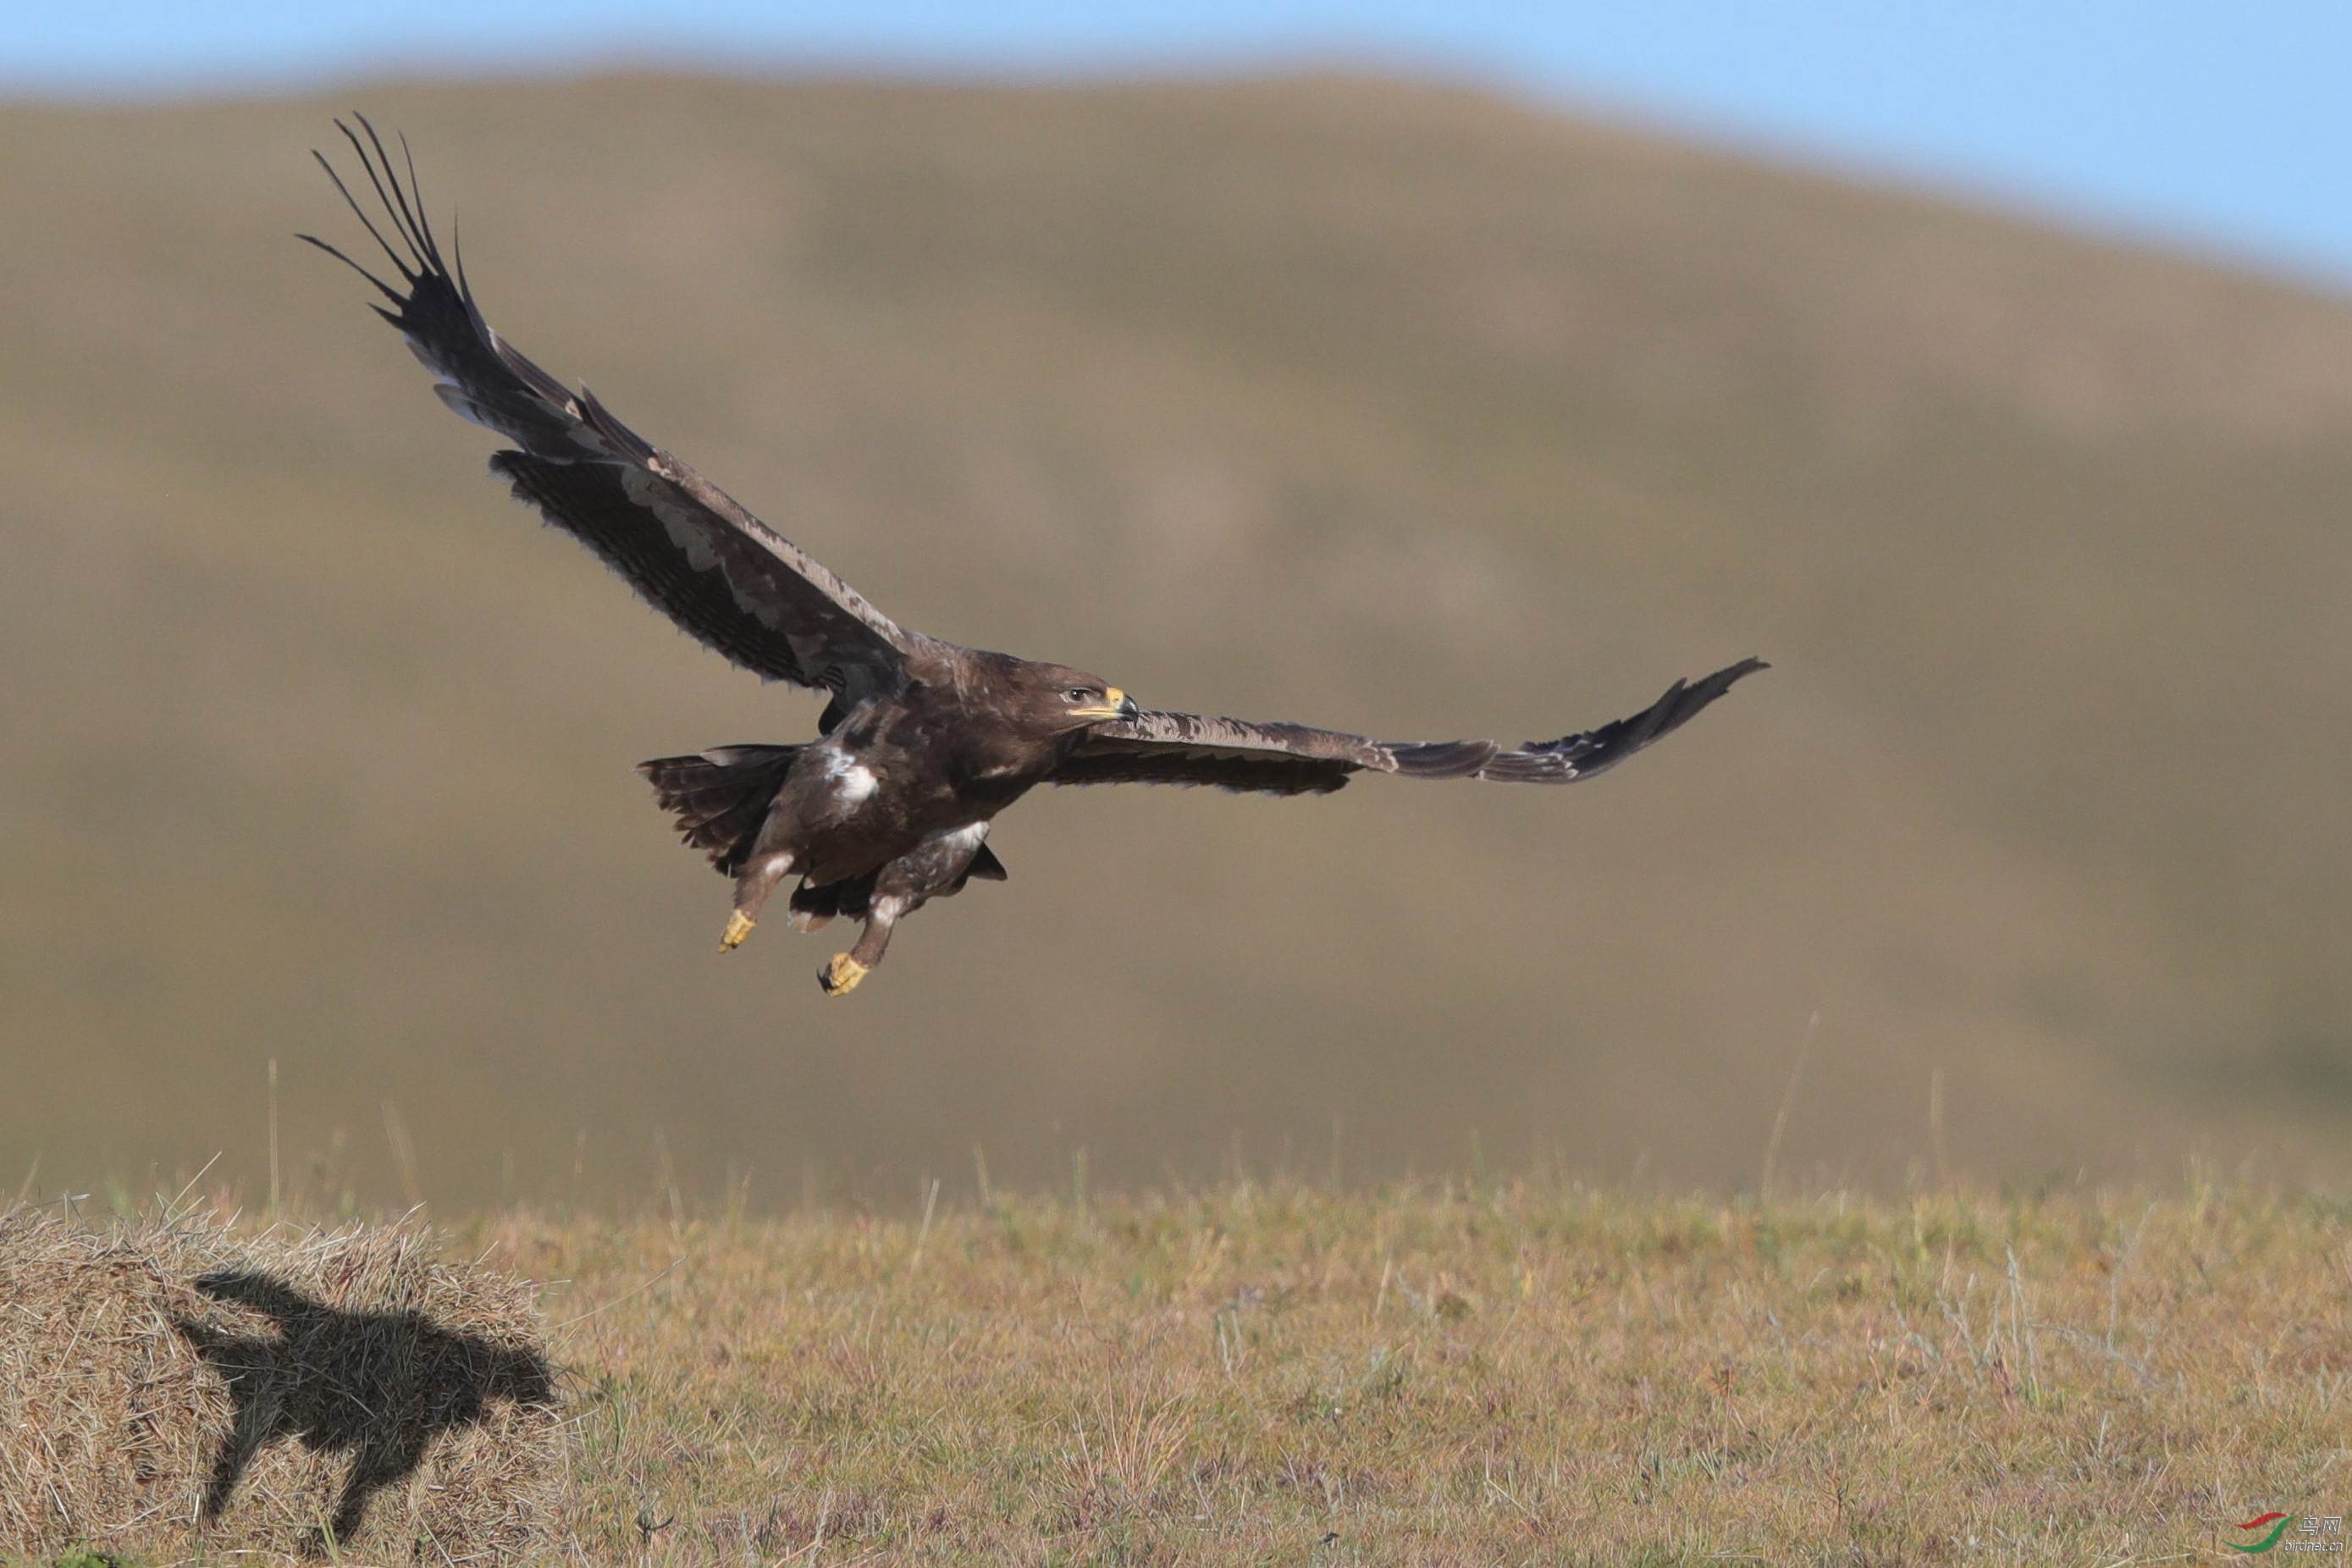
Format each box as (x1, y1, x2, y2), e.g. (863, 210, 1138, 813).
(170, 1269, 555, 1555)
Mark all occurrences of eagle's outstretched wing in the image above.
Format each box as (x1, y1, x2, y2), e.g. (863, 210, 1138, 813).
(1053, 658, 1765, 796)
(303, 115, 923, 703)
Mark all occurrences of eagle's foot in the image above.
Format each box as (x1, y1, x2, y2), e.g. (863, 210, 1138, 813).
(720, 911, 756, 951)
(787, 908, 833, 934)
(819, 953, 869, 997)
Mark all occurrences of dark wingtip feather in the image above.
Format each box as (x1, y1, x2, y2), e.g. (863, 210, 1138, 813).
(1586, 655, 1766, 752)
(294, 230, 405, 303)
(450, 213, 479, 312)
(345, 112, 430, 274)
(311, 145, 416, 284)
(1483, 655, 1766, 784)
(1704, 654, 1770, 688)
(395, 128, 447, 273)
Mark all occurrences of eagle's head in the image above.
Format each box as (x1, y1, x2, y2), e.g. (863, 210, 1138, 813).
(1022, 663, 1140, 734)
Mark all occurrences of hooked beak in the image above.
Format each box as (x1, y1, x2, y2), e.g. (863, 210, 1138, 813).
(1072, 687, 1141, 723)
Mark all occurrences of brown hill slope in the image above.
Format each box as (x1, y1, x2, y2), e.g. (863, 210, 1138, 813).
(3, 75, 2348, 1203)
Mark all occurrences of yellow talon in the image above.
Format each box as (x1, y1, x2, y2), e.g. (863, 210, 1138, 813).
(720, 911, 755, 951)
(820, 953, 869, 997)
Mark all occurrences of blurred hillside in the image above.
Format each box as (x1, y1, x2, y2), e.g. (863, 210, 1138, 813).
(3, 75, 2348, 1206)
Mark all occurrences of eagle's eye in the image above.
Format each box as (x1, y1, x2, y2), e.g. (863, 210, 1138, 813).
(1066, 687, 1094, 704)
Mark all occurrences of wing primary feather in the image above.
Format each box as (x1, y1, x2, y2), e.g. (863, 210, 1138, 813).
(308, 147, 415, 282)
(395, 129, 449, 273)
(334, 117, 426, 275)
(294, 231, 405, 303)
(346, 113, 430, 274)
(1479, 656, 1767, 783)
(450, 215, 478, 312)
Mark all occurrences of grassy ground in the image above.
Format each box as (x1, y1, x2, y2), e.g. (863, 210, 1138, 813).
(341, 1176, 2352, 1564)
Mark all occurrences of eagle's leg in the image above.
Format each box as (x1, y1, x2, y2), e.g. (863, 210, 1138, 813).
(820, 903, 901, 997)
(721, 852, 795, 951)
(816, 824, 991, 996)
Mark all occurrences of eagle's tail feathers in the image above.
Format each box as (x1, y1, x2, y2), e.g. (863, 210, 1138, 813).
(638, 745, 803, 874)
(789, 875, 865, 925)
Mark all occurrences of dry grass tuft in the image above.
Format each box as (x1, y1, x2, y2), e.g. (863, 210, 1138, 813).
(0, 1205, 560, 1563)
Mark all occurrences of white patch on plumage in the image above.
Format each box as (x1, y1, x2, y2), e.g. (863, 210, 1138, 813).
(872, 895, 910, 920)
(814, 744, 878, 806)
(941, 822, 988, 853)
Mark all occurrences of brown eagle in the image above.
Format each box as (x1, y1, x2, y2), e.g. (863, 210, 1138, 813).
(306, 118, 1764, 997)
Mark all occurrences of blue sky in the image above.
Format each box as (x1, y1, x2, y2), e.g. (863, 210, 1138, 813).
(10, 2, 2348, 288)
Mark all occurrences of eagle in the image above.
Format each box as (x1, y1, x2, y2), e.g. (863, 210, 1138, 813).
(306, 117, 1764, 997)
